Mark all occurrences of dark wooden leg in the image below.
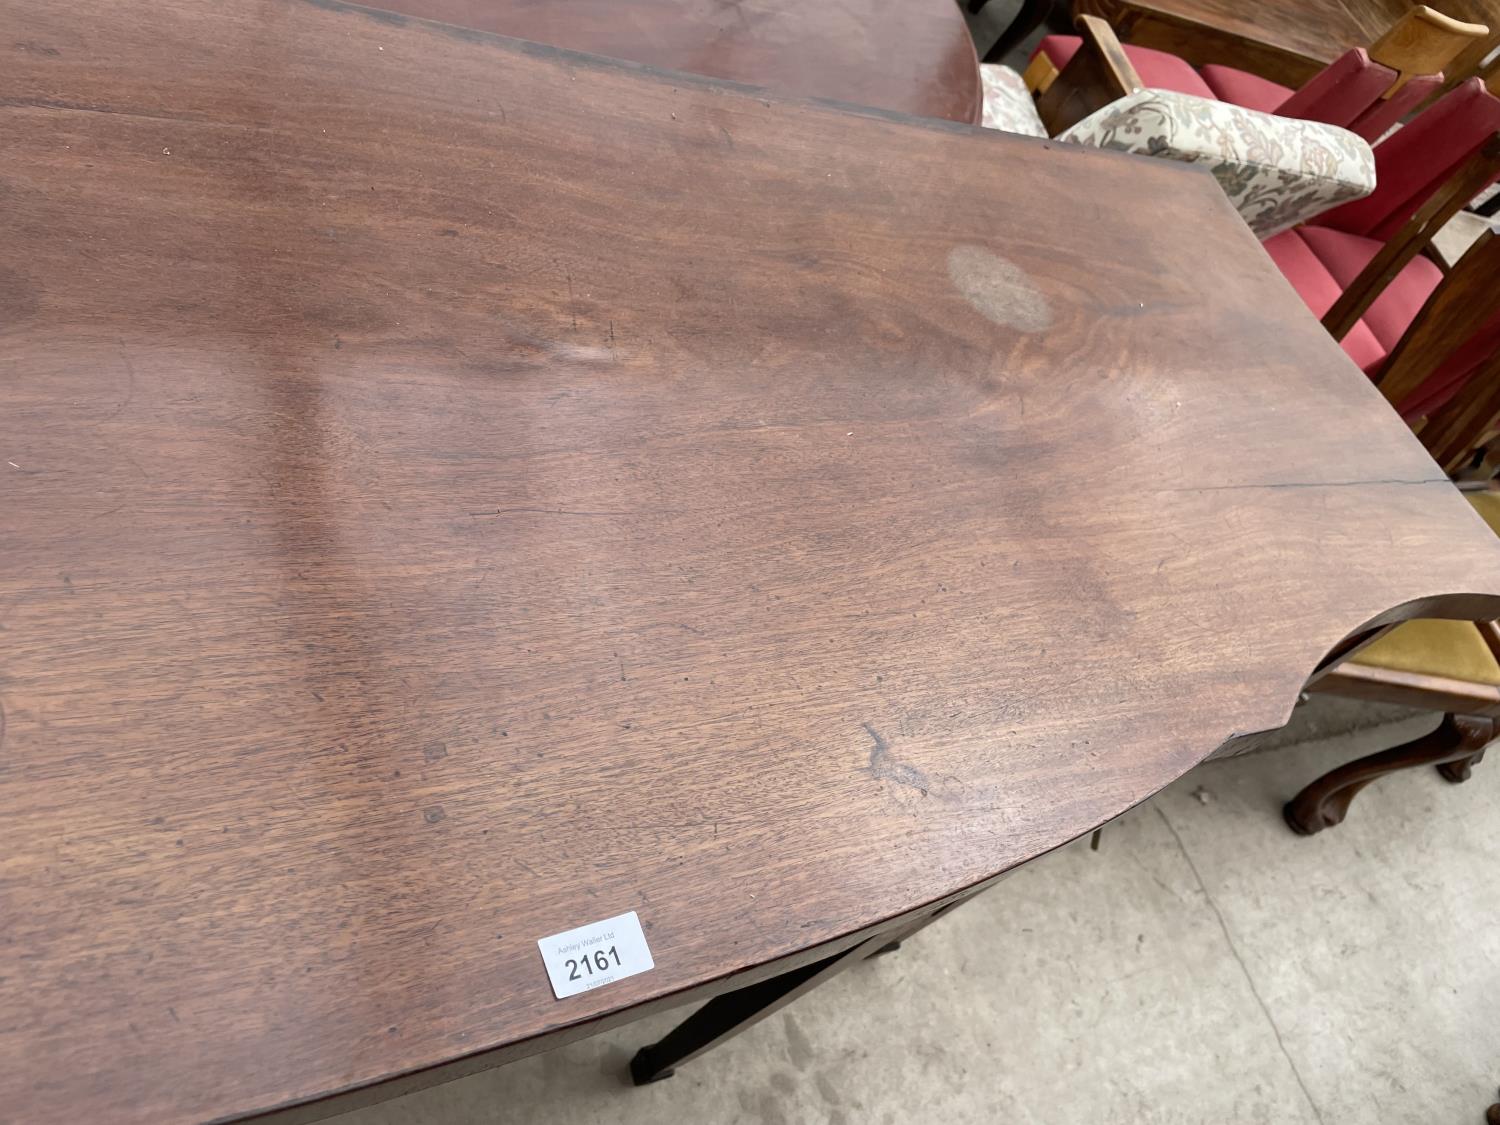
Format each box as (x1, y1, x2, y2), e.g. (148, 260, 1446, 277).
(629, 895, 972, 1084)
(981, 0, 1057, 63)
(1438, 746, 1485, 783)
(1284, 714, 1494, 836)
(629, 941, 865, 1085)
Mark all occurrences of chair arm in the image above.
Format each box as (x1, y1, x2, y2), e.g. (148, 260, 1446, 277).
(1058, 90, 1376, 239)
(1035, 14, 1143, 135)
(979, 64, 1049, 137)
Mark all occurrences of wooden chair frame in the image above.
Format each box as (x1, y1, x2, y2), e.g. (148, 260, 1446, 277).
(1077, 1, 1492, 89)
(1032, 6, 1487, 121)
(1377, 226, 1500, 420)
(1074, 0, 1325, 88)
(1421, 332, 1500, 474)
(1033, 14, 1143, 134)
(1078, 1, 1493, 102)
(1441, 26, 1500, 95)
(1367, 6, 1490, 97)
(1321, 133, 1500, 343)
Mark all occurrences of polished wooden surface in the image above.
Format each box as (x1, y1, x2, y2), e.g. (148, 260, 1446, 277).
(1082, 0, 1500, 86)
(362, 0, 983, 123)
(7, 1, 1500, 1122)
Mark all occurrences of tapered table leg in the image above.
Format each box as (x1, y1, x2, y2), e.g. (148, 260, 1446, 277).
(630, 895, 976, 1084)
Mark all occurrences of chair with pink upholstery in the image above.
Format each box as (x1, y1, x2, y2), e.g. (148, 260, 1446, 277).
(1026, 5, 1488, 141)
(1209, 47, 1441, 143)
(979, 18, 1376, 241)
(1262, 81, 1500, 382)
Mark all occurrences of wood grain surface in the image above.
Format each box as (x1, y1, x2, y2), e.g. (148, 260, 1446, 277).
(1082, 0, 1500, 86)
(5, 2, 1500, 1122)
(360, 0, 983, 123)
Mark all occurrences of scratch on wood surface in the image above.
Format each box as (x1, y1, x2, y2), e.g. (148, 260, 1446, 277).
(861, 722, 929, 796)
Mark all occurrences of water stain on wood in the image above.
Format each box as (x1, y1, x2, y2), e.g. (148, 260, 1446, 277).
(946, 244, 1052, 333)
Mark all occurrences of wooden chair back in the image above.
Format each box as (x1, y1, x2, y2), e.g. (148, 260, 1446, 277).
(1441, 25, 1500, 94)
(1323, 6, 1488, 139)
(1419, 339, 1500, 475)
(1367, 5, 1489, 97)
(1319, 79, 1500, 242)
(1382, 227, 1500, 476)
(1293, 7, 1490, 139)
(1097, 5, 1324, 88)
(1275, 49, 1427, 141)
(1377, 227, 1500, 438)
(1481, 49, 1500, 97)
(1034, 14, 1142, 134)
(1321, 129, 1500, 342)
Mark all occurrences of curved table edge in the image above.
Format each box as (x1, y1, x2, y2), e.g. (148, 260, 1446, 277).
(235, 586, 1500, 1124)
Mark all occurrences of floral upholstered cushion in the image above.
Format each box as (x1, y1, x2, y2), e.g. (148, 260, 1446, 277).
(979, 64, 1047, 138)
(1059, 89, 1376, 240)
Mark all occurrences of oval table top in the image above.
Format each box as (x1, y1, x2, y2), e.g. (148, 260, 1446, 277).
(362, 0, 984, 123)
(4, 2, 1500, 1123)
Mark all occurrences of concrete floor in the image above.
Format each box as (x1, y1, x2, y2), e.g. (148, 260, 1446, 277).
(331, 709, 1500, 1124)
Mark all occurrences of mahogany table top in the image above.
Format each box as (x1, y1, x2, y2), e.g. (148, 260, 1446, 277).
(5, 2, 1500, 1121)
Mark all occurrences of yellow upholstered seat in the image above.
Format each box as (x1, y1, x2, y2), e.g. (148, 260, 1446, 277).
(1350, 619, 1500, 684)
(1465, 489, 1500, 536)
(1347, 491, 1500, 686)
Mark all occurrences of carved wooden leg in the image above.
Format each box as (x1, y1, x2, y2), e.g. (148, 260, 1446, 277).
(1438, 747, 1485, 783)
(1284, 714, 1495, 836)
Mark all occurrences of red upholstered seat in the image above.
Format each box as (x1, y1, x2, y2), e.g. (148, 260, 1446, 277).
(1262, 230, 1385, 372)
(1264, 81, 1500, 398)
(1200, 65, 1292, 113)
(1262, 227, 1443, 376)
(1035, 34, 1217, 99)
(1295, 226, 1444, 360)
